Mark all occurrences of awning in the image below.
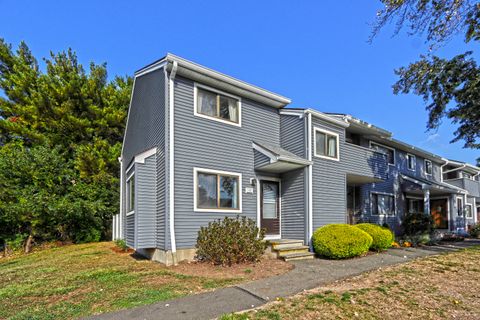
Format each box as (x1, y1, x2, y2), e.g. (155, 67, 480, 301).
(253, 141, 312, 173)
(400, 173, 466, 195)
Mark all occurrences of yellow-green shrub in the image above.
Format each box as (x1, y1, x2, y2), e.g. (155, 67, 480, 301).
(355, 223, 394, 251)
(312, 224, 372, 259)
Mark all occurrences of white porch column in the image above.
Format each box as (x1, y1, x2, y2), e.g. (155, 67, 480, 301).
(423, 189, 430, 215)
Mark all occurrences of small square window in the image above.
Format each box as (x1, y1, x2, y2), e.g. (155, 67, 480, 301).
(315, 128, 339, 160)
(370, 142, 395, 165)
(371, 193, 395, 215)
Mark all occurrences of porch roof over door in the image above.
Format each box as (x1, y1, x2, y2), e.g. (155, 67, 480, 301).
(400, 173, 466, 196)
(253, 141, 312, 173)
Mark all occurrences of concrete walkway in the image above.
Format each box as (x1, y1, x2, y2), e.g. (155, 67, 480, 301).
(87, 239, 480, 320)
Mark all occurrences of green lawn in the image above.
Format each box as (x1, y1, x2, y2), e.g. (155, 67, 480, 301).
(0, 242, 276, 319)
(222, 246, 480, 320)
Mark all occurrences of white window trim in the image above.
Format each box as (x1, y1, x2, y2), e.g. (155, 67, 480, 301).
(256, 176, 282, 240)
(193, 83, 242, 127)
(465, 203, 473, 218)
(313, 127, 340, 161)
(424, 159, 433, 176)
(369, 141, 396, 166)
(370, 191, 396, 216)
(407, 153, 416, 171)
(456, 196, 464, 216)
(126, 173, 135, 216)
(193, 167, 242, 213)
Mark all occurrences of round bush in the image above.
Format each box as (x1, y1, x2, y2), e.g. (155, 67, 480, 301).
(355, 223, 394, 251)
(312, 224, 372, 259)
(195, 216, 266, 266)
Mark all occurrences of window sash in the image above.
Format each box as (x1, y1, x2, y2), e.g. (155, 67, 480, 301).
(315, 130, 338, 159)
(127, 175, 135, 212)
(425, 160, 432, 175)
(197, 172, 239, 210)
(197, 88, 239, 124)
(372, 193, 395, 215)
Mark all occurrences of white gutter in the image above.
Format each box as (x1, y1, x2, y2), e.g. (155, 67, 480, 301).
(169, 61, 178, 263)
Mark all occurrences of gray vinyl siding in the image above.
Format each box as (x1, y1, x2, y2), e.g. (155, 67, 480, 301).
(172, 75, 281, 249)
(343, 143, 387, 180)
(126, 214, 135, 248)
(136, 155, 157, 248)
(281, 168, 306, 240)
(121, 68, 167, 250)
(280, 115, 305, 157)
(310, 118, 348, 229)
(254, 150, 271, 168)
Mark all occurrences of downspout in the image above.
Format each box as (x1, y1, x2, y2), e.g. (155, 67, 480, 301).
(169, 61, 178, 264)
(306, 111, 313, 245)
(440, 158, 449, 182)
(118, 156, 123, 239)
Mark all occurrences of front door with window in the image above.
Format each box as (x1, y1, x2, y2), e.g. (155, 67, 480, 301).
(260, 180, 280, 236)
(431, 199, 448, 229)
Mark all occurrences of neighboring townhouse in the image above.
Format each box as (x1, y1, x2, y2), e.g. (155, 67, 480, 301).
(112, 54, 480, 265)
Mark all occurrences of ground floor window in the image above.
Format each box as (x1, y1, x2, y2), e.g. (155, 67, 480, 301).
(126, 173, 135, 214)
(407, 198, 424, 214)
(466, 204, 473, 218)
(194, 168, 241, 212)
(371, 192, 395, 215)
(457, 197, 464, 216)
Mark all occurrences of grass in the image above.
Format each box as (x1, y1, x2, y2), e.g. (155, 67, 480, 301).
(223, 246, 480, 320)
(0, 242, 252, 319)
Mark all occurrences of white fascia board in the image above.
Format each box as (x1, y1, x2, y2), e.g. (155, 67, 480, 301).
(304, 109, 349, 128)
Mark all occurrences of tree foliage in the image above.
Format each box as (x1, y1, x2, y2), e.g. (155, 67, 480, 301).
(372, 1, 480, 157)
(0, 39, 132, 248)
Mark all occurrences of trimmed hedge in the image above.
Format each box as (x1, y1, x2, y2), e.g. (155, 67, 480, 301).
(312, 224, 372, 259)
(355, 223, 394, 251)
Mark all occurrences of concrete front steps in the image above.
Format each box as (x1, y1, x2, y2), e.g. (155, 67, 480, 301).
(268, 239, 315, 262)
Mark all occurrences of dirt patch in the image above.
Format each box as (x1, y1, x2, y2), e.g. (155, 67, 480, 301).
(170, 257, 293, 280)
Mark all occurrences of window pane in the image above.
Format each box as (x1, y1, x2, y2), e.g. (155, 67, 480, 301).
(127, 176, 135, 212)
(198, 173, 217, 208)
(262, 183, 278, 218)
(316, 132, 326, 156)
(387, 149, 394, 164)
(327, 135, 337, 158)
(219, 95, 239, 123)
(372, 194, 378, 215)
(219, 175, 238, 208)
(197, 89, 217, 117)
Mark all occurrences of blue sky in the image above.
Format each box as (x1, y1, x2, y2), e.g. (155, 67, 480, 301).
(1, 0, 478, 164)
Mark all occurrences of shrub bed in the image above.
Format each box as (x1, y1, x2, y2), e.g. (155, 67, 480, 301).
(355, 223, 394, 251)
(196, 216, 266, 266)
(312, 224, 372, 259)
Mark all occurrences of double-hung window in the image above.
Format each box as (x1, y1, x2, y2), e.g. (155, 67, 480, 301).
(195, 85, 240, 125)
(314, 128, 339, 160)
(194, 168, 241, 212)
(370, 142, 395, 165)
(126, 174, 135, 214)
(407, 154, 416, 171)
(371, 193, 395, 215)
(466, 204, 473, 218)
(424, 159, 433, 175)
(457, 197, 463, 216)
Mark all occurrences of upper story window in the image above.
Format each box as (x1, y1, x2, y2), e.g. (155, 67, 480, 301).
(126, 173, 135, 214)
(407, 154, 416, 171)
(314, 127, 339, 161)
(194, 84, 241, 126)
(370, 142, 395, 165)
(424, 160, 433, 175)
(194, 168, 242, 212)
